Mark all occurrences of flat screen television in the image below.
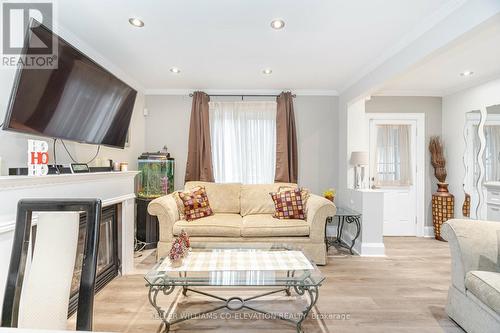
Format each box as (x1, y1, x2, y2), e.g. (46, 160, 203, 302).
(2, 21, 137, 149)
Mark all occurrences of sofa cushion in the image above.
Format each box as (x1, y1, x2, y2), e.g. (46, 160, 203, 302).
(185, 182, 241, 214)
(173, 213, 242, 237)
(240, 183, 297, 216)
(241, 214, 309, 237)
(465, 270, 500, 315)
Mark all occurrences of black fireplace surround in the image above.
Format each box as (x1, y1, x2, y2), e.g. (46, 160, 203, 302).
(69, 205, 120, 315)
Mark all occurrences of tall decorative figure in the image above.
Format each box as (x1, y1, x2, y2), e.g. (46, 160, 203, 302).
(429, 136, 454, 241)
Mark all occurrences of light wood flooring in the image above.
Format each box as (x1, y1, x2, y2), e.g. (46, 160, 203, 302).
(69, 237, 464, 333)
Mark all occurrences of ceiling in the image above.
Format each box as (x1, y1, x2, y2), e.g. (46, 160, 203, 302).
(55, 0, 455, 93)
(376, 13, 500, 96)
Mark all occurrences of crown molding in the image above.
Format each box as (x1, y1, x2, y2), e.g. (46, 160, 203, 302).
(144, 88, 338, 96)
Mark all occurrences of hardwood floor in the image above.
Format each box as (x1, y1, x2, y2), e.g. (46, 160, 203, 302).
(69, 237, 463, 333)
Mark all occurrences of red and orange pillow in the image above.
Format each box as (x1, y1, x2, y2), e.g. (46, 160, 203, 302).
(270, 188, 306, 220)
(174, 186, 213, 221)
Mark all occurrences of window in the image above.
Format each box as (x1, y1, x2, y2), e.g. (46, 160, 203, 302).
(373, 124, 412, 186)
(209, 101, 276, 184)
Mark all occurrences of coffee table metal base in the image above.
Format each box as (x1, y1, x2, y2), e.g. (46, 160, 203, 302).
(148, 282, 319, 333)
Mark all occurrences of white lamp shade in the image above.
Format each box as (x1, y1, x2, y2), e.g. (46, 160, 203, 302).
(350, 151, 368, 166)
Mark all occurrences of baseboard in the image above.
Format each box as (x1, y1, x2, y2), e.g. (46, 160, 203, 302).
(327, 222, 385, 256)
(360, 242, 386, 256)
(424, 226, 435, 238)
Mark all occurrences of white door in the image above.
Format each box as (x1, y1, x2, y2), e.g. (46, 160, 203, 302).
(370, 119, 418, 236)
(382, 187, 416, 235)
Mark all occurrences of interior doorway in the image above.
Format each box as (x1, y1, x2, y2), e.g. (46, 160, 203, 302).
(368, 113, 425, 236)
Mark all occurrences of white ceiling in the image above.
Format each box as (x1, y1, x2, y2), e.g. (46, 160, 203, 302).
(377, 14, 500, 96)
(55, 0, 455, 93)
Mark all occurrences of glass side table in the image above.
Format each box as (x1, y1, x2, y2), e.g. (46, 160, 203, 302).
(325, 206, 361, 254)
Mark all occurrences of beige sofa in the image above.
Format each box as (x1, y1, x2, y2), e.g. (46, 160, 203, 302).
(148, 182, 336, 265)
(442, 219, 500, 333)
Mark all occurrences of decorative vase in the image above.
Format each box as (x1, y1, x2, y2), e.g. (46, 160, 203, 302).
(462, 193, 471, 218)
(432, 182, 454, 241)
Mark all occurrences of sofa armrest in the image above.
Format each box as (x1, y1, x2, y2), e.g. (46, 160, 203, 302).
(442, 219, 500, 292)
(147, 194, 180, 243)
(306, 194, 336, 242)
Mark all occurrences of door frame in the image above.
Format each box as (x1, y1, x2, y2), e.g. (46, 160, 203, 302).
(367, 113, 426, 237)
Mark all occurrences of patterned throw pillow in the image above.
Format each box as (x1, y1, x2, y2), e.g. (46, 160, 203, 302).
(178, 186, 214, 221)
(270, 188, 305, 220)
(278, 186, 310, 218)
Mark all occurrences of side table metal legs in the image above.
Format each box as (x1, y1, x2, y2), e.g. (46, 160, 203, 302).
(343, 216, 361, 254)
(325, 215, 361, 254)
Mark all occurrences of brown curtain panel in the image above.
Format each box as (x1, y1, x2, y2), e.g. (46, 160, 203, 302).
(185, 91, 215, 182)
(275, 92, 298, 183)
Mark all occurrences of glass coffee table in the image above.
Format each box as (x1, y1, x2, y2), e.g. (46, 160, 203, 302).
(145, 244, 325, 333)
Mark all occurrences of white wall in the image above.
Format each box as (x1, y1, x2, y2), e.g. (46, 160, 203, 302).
(294, 96, 338, 194)
(346, 98, 369, 188)
(442, 77, 500, 218)
(365, 96, 442, 227)
(145, 95, 339, 194)
(0, 68, 146, 174)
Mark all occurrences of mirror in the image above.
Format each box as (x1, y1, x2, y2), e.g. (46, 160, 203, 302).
(463, 110, 482, 218)
(463, 105, 500, 219)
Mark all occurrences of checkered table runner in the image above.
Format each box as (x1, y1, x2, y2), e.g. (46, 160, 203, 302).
(157, 250, 314, 272)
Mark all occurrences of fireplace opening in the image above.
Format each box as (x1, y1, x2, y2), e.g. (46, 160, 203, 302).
(68, 204, 120, 316)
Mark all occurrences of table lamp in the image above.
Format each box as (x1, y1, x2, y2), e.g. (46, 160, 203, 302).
(350, 151, 368, 189)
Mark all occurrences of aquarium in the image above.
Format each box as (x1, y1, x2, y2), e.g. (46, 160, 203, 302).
(137, 152, 174, 199)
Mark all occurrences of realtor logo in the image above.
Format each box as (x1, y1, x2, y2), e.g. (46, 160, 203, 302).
(1, 1, 57, 68)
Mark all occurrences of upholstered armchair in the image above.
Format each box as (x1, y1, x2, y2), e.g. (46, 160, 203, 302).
(442, 219, 500, 333)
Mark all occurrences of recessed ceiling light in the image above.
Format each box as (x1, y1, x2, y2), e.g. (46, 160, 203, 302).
(170, 67, 181, 74)
(262, 68, 272, 75)
(460, 71, 474, 77)
(129, 18, 144, 27)
(270, 19, 285, 30)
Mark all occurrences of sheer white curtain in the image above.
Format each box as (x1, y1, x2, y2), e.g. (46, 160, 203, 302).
(373, 124, 412, 186)
(209, 101, 277, 184)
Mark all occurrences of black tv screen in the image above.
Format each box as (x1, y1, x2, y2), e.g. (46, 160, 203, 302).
(2, 21, 137, 148)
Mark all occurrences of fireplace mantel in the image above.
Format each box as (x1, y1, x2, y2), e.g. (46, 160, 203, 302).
(0, 171, 138, 190)
(0, 171, 139, 310)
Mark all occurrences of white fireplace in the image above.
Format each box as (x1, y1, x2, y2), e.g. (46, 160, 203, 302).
(0, 171, 138, 312)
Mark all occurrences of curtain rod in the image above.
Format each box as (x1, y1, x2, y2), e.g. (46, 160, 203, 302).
(188, 93, 296, 98)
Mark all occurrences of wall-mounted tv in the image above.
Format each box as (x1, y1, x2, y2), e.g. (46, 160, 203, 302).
(2, 21, 137, 149)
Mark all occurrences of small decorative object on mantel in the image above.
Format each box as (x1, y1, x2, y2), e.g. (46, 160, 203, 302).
(323, 188, 336, 202)
(429, 136, 454, 241)
(27, 139, 49, 176)
(168, 230, 191, 267)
